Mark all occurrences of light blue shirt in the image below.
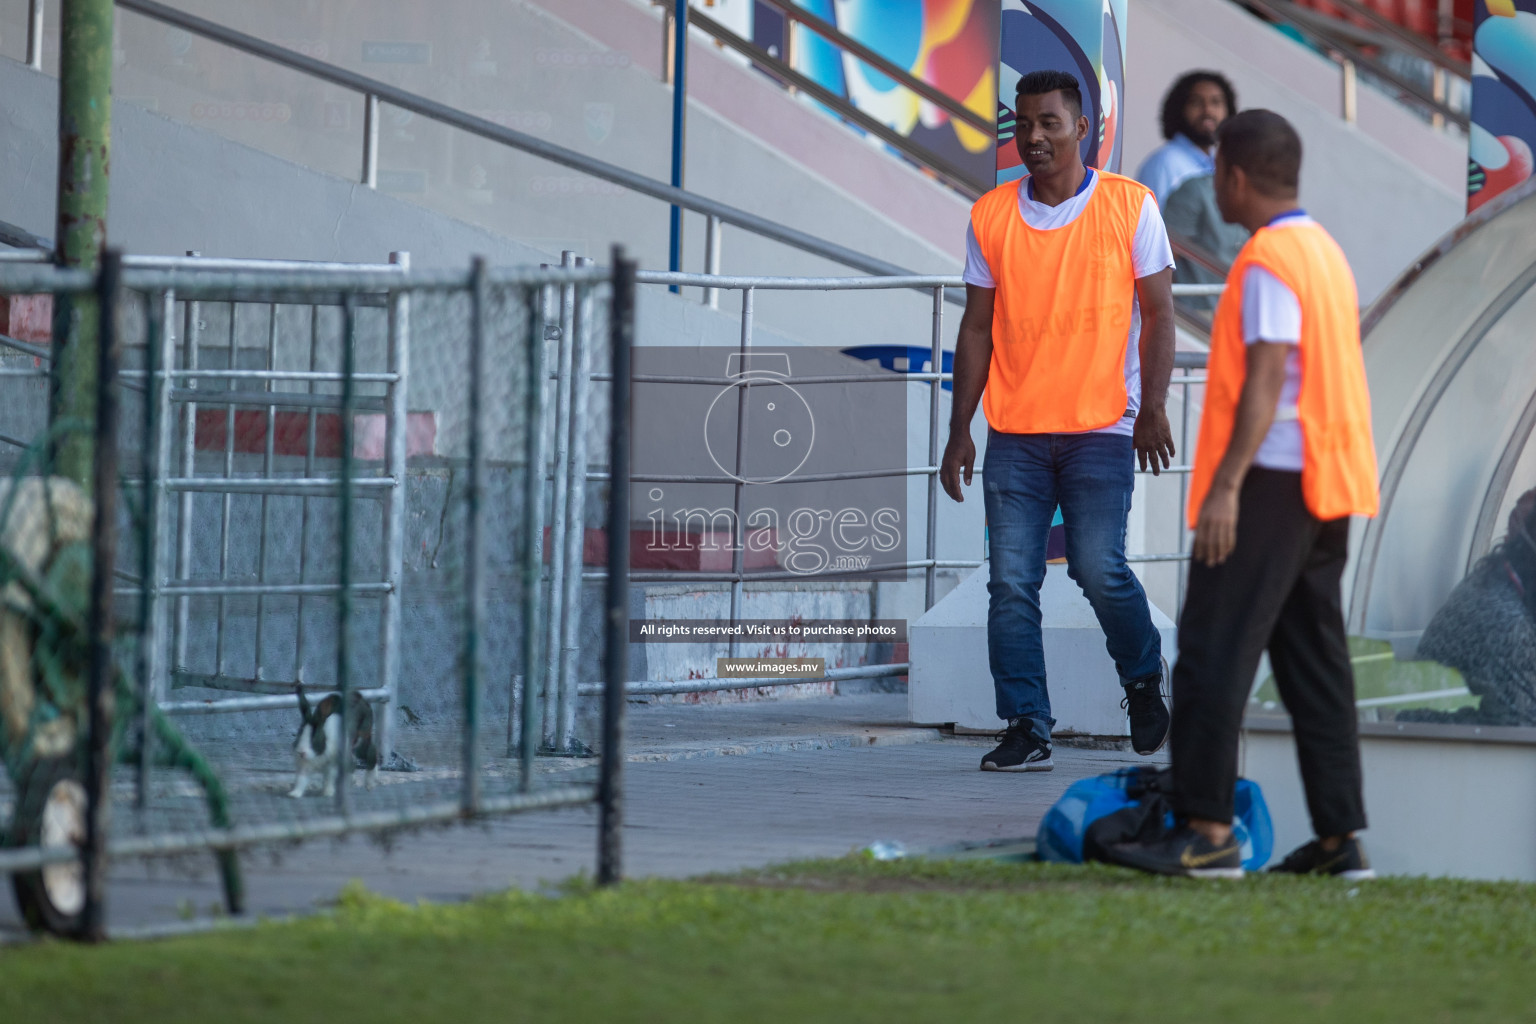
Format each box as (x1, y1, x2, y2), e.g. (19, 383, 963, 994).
(1135, 133, 1215, 208)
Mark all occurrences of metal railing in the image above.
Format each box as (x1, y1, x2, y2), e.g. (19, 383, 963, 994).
(549, 269, 1216, 697)
(0, 251, 410, 751)
(0, 251, 635, 936)
(656, 0, 1465, 210)
(672, 1, 993, 197)
(74, 0, 967, 307)
(1235, 0, 1469, 129)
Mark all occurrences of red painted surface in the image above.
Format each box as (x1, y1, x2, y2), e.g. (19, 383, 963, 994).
(193, 409, 436, 458)
(1291, 0, 1473, 60)
(0, 295, 53, 345)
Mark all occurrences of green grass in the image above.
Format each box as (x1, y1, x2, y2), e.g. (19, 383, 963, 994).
(1255, 636, 1475, 713)
(5, 857, 1536, 1023)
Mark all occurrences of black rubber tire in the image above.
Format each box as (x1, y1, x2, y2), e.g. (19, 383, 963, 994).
(9, 755, 88, 936)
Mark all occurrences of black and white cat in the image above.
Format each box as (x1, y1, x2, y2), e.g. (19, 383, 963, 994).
(289, 686, 380, 798)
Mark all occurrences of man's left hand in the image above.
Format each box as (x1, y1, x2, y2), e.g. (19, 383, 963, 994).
(1193, 483, 1240, 567)
(1133, 405, 1176, 475)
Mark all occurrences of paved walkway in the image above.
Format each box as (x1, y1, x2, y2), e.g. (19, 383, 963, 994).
(0, 694, 1162, 938)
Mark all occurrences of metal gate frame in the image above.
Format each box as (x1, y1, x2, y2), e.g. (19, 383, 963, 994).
(0, 249, 636, 939)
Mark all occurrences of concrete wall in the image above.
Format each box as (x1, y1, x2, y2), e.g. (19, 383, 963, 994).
(1244, 719, 1536, 880)
(0, 0, 965, 348)
(0, 52, 979, 723)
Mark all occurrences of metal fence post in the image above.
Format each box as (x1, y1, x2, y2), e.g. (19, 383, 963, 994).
(520, 278, 548, 788)
(598, 247, 635, 886)
(727, 286, 752, 657)
(214, 304, 238, 679)
(667, 0, 688, 290)
(544, 252, 577, 751)
(294, 305, 320, 687)
(172, 252, 201, 676)
(335, 294, 357, 817)
(463, 257, 488, 813)
(362, 94, 380, 188)
(380, 251, 410, 764)
(703, 215, 721, 309)
(660, 3, 675, 84)
(1341, 59, 1358, 123)
(251, 304, 279, 689)
(27, 0, 45, 70)
(135, 288, 173, 810)
(80, 248, 123, 942)
(558, 257, 595, 752)
(925, 286, 942, 611)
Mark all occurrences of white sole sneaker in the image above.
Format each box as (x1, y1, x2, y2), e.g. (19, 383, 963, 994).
(1186, 867, 1246, 880)
(1340, 868, 1376, 880)
(981, 756, 1054, 772)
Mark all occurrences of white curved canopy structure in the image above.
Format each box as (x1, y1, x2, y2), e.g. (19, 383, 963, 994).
(1347, 179, 1536, 651)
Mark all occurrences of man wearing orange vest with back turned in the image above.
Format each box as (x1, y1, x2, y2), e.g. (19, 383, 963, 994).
(1111, 109, 1380, 879)
(941, 69, 1179, 773)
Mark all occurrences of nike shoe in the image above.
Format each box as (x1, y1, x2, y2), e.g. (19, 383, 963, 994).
(980, 718, 1053, 772)
(1106, 825, 1244, 879)
(1121, 667, 1171, 756)
(1268, 836, 1376, 879)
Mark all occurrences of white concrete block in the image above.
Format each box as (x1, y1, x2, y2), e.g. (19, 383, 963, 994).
(1242, 721, 1536, 880)
(909, 563, 1177, 735)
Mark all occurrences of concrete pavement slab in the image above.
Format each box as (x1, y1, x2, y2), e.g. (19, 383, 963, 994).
(0, 694, 1165, 940)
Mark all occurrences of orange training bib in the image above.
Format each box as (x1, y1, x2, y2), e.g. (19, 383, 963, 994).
(1188, 220, 1379, 526)
(970, 172, 1148, 434)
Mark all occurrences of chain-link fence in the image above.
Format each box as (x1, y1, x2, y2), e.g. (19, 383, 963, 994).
(0, 250, 634, 937)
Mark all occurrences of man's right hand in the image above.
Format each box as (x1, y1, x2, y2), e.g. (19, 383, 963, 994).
(940, 432, 976, 502)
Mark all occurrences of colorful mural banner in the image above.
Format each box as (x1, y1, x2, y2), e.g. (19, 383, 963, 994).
(753, 0, 1000, 190)
(995, 0, 1127, 185)
(1470, 0, 1536, 211)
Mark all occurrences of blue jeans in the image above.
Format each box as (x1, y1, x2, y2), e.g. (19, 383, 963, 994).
(982, 430, 1163, 733)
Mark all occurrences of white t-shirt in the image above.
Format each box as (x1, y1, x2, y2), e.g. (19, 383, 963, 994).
(1241, 211, 1313, 472)
(962, 170, 1176, 437)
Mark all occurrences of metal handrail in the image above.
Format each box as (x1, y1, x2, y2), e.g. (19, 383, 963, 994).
(638, 269, 1223, 297)
(1237, 0, 1468, 127)
(109, 0, 961, 297)
(1273, 0, 1470, 78)
(1170, 238, 1230, 281)
(684, 11, 990, 197)
(0, 218, 51, 251)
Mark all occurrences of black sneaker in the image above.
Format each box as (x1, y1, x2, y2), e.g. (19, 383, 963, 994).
(1122, 669, 1170, 756)
(1106, 825, 1244, 879)
(1268, 836, 1375, 879)
(980, 718, 1053, 772)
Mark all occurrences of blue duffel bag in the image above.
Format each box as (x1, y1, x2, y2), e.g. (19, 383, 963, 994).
(1036, 766, 1274, 871)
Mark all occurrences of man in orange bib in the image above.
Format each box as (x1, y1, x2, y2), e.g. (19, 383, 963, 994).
(941, 70, 1178, 772)
(1111, 110, 1380, 879)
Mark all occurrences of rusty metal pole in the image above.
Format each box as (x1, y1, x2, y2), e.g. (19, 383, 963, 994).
(51, 0, 115, 484)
